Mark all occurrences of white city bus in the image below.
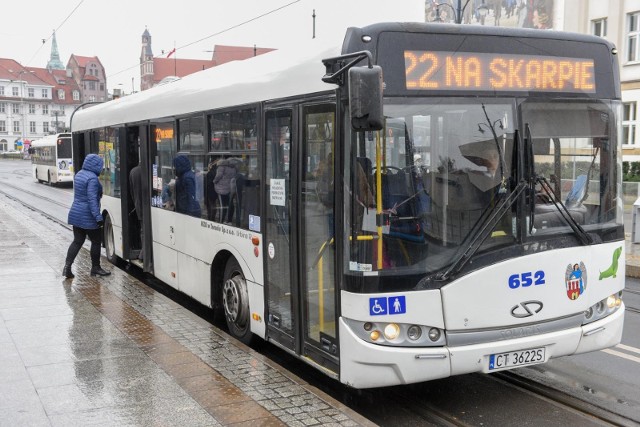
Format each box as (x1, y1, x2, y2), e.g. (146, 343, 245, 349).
(31, 133, 73, 185)
(71, 23, 625, 388)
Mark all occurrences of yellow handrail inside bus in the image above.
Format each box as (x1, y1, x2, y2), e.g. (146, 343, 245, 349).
(375, 131, 383, 270)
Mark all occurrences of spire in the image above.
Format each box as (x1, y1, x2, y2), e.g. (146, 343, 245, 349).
(47, 31, 65, 70)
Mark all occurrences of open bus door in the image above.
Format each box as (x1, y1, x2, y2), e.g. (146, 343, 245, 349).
(72, 131, 91, 176)
(119, 125, 153, 273)
(263, 101, 339, 374)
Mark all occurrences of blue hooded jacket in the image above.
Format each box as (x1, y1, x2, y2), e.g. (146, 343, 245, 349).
(173, 155, 201, 217)
(68, 154, 104, 229)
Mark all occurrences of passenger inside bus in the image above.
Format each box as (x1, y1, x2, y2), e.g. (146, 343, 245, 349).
(129, 163, 144, 260)
(173, 155, 201, 217)
(214, 157, 238, 224)
(204, 159, 218, 221)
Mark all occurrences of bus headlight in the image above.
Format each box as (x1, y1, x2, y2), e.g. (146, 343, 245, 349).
(407, 325, 422, 341)
(384, 323, 400, 340)
(343, 318, 445, 347)
(428, 327, 441, 342)
(583, 292, 622, 325)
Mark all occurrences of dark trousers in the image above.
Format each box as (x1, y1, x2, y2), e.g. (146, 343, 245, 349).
(65, 226, 102, 267)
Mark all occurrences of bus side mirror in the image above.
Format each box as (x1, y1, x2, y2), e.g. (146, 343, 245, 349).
(349, 66, 384, 131)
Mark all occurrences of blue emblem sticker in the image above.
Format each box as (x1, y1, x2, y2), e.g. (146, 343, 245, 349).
(369, 296, 406, 316)
(369, 298, 388, 316)
(389, 296, 406, 314)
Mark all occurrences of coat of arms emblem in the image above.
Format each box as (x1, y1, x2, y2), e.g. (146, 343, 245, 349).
(565, 262, 587, 300)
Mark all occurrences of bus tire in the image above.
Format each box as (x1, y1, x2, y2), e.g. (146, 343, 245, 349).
(104, 215, 118, 264)
(222, 258, 253, 345)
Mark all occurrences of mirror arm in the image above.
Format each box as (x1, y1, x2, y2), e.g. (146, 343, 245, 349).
(322, 50, 374, 85)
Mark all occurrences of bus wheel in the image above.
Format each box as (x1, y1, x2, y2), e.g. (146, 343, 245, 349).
(104, 215, 117, 264)
(222, 258, 253, 344)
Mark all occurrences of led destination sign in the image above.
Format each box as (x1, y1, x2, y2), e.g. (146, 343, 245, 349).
(404, 50, 596, 93)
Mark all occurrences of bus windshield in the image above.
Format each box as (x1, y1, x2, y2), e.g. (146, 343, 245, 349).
(345, 97, 621, 292)
(57, 135, 72, 159)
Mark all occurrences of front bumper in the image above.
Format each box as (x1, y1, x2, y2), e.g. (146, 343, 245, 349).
(338, 304, 624, 389)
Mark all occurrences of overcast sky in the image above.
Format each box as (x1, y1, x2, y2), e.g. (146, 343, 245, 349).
(1, 0, 425, 93)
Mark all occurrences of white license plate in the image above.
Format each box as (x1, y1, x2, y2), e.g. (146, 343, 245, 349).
(489, 347, 545, 370)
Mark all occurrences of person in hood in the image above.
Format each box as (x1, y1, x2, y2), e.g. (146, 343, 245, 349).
(173, 155, 202, 217)
(63, 154, 111, 278)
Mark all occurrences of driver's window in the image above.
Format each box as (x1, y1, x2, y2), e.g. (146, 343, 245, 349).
(523, 101, 615, 234)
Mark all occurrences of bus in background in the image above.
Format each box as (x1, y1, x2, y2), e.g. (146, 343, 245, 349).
(31, 133, 73, 185)
(71, 23, 625, 389)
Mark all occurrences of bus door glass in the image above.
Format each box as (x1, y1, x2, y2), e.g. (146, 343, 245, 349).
(121, 126, 141, 261)
(301, 103, 338, 363)
(265, 108, 295, 349)
(264, 103, 339, 366)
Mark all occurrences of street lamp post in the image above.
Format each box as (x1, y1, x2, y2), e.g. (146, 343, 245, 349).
(434, 0, 489, 24)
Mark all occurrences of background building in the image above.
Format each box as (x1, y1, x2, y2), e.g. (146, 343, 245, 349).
(139, 28, 275, 91)
(67, 54, 107, 103)
(561, 0, 640, 160)
(0, 32, 102, 152)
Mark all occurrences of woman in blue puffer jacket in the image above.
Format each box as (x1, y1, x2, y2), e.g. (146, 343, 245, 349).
(63, 154, 111, 278)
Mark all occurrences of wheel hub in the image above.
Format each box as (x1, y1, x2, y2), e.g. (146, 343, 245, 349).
(223, 275, 248, 327)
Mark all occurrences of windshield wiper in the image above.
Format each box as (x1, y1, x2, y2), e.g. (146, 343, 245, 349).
(535, 176, 593, 245)
(525, 123, 536, 234)
(435, 180, 528, 281)
(524, 124, 592, 246)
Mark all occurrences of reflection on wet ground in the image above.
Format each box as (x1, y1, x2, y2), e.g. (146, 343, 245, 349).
(0, 196, 371, 426)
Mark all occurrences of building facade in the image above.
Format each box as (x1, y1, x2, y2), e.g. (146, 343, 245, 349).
(139, 28, 275, 91)
(67, 54, 108, 104)
(560, 0, 640, 159)
(0, 33, 99, 152)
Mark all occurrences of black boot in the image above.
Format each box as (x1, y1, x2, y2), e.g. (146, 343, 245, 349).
(90, 266, 111, 277)
(62, 264, 74, 279)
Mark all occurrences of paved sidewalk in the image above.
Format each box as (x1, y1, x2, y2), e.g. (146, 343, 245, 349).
(0, 195, 373, 427)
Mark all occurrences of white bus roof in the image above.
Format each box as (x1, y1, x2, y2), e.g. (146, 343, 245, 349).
(30, 133, 71, 147)
(72, 38, 343, 132)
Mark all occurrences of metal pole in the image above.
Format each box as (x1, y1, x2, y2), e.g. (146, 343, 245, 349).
(20, 72, 25, 147)
(312, 9, 316, 39)
(69, 101, 103, 132)
(456, 0, 462, 24)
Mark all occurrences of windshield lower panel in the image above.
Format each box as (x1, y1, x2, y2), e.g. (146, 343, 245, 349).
(343, 98, 622, 293)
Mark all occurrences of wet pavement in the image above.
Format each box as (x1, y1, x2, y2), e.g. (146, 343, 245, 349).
(0, 195, 373, 426)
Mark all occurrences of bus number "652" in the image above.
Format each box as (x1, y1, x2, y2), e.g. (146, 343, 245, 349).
(508, 271, 546, 289)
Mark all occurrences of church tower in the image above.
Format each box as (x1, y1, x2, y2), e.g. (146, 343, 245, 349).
(140, 28, 155, 91)
(46, 31, 65, 70)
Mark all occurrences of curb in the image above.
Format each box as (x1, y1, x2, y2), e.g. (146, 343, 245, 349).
(626, 263, 640, 278)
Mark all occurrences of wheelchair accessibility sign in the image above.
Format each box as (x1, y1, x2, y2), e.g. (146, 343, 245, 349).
(369, 296, 406, 316)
